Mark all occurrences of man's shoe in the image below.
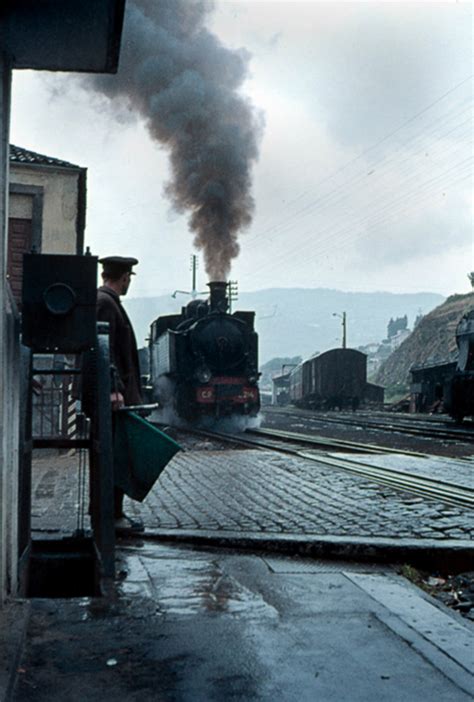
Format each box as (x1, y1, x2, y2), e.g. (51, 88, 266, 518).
(115, 514, 145, 535)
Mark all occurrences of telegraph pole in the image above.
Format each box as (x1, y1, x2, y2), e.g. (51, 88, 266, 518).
(191, 255, 197, 297)
(172, 255, 207, 300)
(333, 311, 347, 348)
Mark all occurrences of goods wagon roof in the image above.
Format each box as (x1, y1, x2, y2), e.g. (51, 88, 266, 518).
(317, 348, 366, 362)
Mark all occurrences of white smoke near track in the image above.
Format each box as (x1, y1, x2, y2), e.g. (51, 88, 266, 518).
(151, 407, 263, 433)
(149, 405, 186, 429)
(196, 412, 262, 433)
(81, 0, 263, 280)
(149, 375, 187, 427)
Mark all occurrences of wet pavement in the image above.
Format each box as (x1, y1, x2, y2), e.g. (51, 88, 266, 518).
(2, 439, 474, 701)
(11, 543, 474, 701)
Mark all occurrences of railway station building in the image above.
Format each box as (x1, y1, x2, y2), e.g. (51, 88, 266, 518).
(0, 0, 125, 605)
(8, 145, 87, 307)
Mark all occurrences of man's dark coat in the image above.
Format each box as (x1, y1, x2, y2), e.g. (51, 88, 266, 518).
(97, 286, 142, 405)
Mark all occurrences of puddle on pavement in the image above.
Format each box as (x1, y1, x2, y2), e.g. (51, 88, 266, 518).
(117, 546, 277, 618)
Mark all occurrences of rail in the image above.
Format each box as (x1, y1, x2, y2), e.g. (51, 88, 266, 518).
(182, 425, 474, 510)
(266, 407, 474, 443)
(246, 426, 425, 456)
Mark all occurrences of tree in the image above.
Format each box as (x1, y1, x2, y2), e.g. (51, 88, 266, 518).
(387, 315, 408, 339)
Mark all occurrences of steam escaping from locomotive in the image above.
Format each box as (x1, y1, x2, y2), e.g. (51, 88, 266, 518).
(199, 413, 262, 433)
(81, 0, 263, 280)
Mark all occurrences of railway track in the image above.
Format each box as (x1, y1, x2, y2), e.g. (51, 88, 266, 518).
(186, 425, 474, 510)
(266, 407, 474, 443)
(245, 426, 425, 456)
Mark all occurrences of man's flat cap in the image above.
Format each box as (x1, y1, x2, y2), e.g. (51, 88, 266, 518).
(99, 256, 138, 275)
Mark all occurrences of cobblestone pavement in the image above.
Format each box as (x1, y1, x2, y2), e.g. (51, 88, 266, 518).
(31, 448, 474, 541)
(31, 453, 92, 536)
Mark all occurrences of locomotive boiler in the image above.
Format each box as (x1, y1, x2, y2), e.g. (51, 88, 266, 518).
(148, 282, 260, 421)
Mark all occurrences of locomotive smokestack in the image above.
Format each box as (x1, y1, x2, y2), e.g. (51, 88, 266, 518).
(208, 281, 229, 313)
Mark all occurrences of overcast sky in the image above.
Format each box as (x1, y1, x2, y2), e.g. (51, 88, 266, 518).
(10, 0, 473, 298)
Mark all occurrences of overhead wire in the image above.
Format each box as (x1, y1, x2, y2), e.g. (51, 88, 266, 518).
(239, 76, 472, 282)
(246, 96, 473, 245)
(253, 161, 472, 277)
(256, 124, 471, 256)
(247, 132, 472, 273)
(260, 73, 472, 207)
(266, 152, 472, 257)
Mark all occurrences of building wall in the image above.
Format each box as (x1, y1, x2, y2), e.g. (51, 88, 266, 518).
(0, 53, 20, 605)
(10, 166, 82, 254)
(0, 0, 122, 608)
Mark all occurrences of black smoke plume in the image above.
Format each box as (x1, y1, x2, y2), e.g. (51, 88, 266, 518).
(83, 0, 263, 280)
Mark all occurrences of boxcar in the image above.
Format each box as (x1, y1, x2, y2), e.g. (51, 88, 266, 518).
(289, 348, 367, 410)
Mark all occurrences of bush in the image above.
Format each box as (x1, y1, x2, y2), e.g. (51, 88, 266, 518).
(384, 381, 409, 403)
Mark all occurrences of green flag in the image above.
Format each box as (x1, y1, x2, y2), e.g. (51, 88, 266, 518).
(113, 412, 182, 501)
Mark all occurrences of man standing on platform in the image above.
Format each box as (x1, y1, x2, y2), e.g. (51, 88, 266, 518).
(97, 255, 144, 534)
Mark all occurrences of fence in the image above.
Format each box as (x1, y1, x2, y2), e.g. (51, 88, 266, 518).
(32, 355, 77, 441)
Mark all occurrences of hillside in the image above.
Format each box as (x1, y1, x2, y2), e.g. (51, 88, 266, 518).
(375, 292, 474, 390)
(124, 287, 443, 363)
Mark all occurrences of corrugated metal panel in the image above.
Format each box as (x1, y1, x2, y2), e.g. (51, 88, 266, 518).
(153, 331, 176, 375)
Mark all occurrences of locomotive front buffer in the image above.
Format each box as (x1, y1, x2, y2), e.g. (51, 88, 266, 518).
(19, 252, 115, 597)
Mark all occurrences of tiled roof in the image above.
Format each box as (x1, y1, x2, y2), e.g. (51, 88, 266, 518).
(9, 144, 81, 169)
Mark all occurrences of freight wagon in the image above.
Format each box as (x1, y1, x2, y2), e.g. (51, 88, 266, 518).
(289, 348, 368, 410)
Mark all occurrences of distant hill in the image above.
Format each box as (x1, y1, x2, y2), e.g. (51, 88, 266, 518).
(124, 287, 443, 364)
(375, 292, 474, 391)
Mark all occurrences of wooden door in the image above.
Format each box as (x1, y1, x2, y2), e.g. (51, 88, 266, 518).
(7, 217, 33, 307)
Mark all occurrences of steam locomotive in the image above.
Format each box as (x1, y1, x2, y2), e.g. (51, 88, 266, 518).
(445, 309, 474, 422)
(148, 282, 260, 421)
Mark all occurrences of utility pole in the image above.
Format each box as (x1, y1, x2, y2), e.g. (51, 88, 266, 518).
(333, 311, 347, 349)
(171, 254, 207, 300)
(191, 254, 197, 298)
